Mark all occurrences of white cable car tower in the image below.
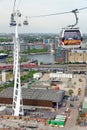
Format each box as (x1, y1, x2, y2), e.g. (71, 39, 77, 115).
(12, 10, 23, 116)
(10, 0, 28, 116)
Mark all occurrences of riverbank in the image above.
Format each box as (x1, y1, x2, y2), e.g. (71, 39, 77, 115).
(21, 52, 54, 55)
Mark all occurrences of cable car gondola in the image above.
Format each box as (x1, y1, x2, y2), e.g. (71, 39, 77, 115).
(10, 20, 16, 26)
(23, 16, 29, 25)
(59, 9, 83, 48)
(59, 27, 82, 48)
(10, 13, 16, 26)
(18, 21, 22, 26)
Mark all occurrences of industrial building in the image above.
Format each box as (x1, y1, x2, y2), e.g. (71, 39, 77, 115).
(0, 87, 65, 109)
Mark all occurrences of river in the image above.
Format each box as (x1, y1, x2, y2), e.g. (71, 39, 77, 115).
(23, 53, 55, 64)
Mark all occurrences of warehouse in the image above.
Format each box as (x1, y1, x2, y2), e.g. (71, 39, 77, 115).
(0, 87, 65, 109)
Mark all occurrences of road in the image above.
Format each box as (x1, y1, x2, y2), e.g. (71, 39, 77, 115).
(38, 122, 87, 130)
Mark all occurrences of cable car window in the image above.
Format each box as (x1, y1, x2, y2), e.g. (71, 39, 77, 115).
(64, 30, 81, 40)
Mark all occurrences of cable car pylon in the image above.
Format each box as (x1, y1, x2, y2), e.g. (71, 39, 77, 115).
(10, 0, 29, 116)
(12, 10, 24, 116)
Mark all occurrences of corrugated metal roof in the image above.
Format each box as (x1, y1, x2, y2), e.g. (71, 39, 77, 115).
(0, 87, 65, 103)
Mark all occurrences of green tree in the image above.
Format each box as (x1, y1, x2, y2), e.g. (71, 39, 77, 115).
(40, 61, 43, 65)
(68, 89, 74, 96)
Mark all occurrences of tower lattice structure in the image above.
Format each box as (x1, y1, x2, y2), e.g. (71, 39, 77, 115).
(12, 11, 24, 116)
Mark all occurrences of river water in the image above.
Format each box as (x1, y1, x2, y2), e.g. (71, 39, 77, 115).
(24, 53, 55, 64)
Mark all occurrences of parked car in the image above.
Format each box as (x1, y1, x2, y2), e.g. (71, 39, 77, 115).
(62, 102, 67, 107)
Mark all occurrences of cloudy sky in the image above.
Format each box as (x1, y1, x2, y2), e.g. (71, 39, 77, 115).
(0, 0, 87, 33)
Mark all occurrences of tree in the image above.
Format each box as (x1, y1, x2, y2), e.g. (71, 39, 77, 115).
(40, 61, 43, 65)
(68, 89, 74, 96)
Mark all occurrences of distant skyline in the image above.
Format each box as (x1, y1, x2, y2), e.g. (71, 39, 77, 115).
(0, 0, 87, 33)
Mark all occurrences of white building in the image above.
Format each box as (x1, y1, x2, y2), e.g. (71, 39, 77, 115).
(49, 73, 72, 78)
(33, 72, 42, 80)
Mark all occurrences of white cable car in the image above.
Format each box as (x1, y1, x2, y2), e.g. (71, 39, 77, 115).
(18, 21, 22, 26)
(59, 27, 82, 48)
(23, 16, 29, 25)
(10, 13, 16, 26)
(59, 9, 83, 48)
(10, 20, 16, 26)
